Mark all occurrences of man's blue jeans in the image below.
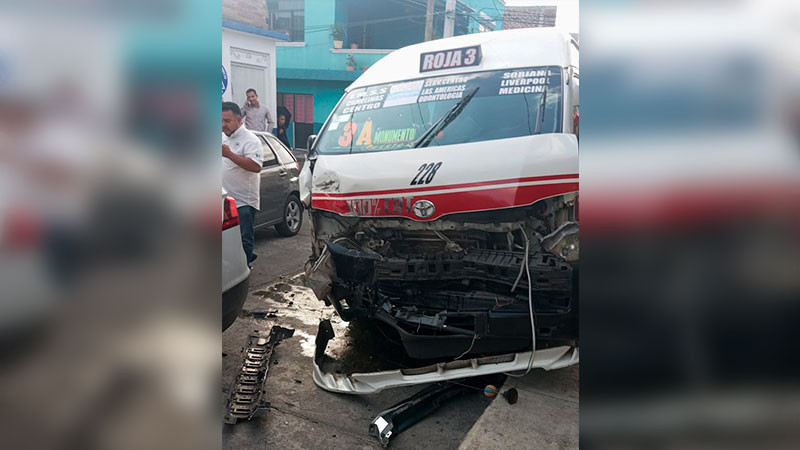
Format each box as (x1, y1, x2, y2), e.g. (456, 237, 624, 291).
(237, 205, 257, 264)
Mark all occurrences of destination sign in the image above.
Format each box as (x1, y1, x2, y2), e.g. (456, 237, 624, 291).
(419, 45, 481, 73)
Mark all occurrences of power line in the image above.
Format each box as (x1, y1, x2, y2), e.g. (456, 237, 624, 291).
(301, 11, 451, 35)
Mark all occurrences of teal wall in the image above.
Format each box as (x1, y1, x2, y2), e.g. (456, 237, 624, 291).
(276, 0, 391, 73)
(277, 78, 350, 125)
(277, 0, 505, 75)
(466, 0, 505, 33)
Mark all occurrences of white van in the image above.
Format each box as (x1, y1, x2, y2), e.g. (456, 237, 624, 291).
(301, 28, 579, 393)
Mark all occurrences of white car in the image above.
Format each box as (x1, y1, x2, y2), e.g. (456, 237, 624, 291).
(222, 190, 250, 331)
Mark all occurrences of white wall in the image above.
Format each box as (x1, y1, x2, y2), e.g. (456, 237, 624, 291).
(222, 28, 278, 124)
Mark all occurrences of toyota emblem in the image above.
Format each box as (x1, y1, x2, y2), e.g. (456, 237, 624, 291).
(411, 200, 436, 218)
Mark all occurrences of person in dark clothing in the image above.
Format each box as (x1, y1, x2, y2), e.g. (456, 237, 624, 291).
(275, 113, 292, 149)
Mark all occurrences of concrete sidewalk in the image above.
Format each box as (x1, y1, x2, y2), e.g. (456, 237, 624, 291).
(459, 364, 579, 450)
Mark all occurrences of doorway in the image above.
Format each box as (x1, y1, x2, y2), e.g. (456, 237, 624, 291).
(277, 93, 314, 148)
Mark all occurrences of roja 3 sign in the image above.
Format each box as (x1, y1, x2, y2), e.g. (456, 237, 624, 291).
(419, 45, 482, 73)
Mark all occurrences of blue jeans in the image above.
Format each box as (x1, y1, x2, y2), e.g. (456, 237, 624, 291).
(237, 205, 257, 264)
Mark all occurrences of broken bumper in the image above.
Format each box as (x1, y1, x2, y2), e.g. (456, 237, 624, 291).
(313, 346, 578, 394)
(312, 318, 578, 394)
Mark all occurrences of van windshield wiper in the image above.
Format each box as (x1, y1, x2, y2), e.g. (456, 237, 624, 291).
(413, 87, 479, 148)
(534, 87, 548, 134)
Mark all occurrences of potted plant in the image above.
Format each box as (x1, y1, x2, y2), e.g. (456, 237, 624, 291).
(345, 54, 356, 71)
(331, 25, 345, 49)
(349, 42, 359, 49)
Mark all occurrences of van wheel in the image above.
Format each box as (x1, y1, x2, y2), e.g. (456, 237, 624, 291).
(275, 194, 302, 237)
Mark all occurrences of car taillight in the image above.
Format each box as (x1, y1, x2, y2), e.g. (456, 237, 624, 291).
(3, 207, 41, 250)
(222, 196, 239, 230)
(295, 160, 301, 173)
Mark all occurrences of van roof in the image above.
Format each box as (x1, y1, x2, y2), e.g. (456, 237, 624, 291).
(349, 28, 577, 91)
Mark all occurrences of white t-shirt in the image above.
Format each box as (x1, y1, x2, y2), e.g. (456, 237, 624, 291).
(222, 126, 263, 210)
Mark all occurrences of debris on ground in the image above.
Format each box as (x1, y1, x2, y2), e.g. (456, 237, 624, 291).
(240, 309, 279, 319)
(368, 376, 501, 447)
(369, 382, 470, 446)
(252, 310, 278, 319)
(223, 326, 294, 424)
(502, 388, 518, 405)
(483, 385, 498, 398)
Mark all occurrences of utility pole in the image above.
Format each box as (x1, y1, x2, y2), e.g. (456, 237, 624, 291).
(443, 0, 456, 38)
(424, 0, 435, 41)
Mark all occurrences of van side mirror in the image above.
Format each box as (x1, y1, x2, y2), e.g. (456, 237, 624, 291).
(572, 106, 579, 139)
(307, 134, 317, 153)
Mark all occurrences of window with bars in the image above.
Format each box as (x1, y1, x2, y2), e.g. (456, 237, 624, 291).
(267, 0, 305, 41)
(277, 93, 314, 124)
(277, 92, 315, 149)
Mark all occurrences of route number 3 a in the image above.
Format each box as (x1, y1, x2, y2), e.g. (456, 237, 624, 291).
(464, 48, 477, 65)
(410, 162, 443, 185)
(338, 122, 357, 147)
(338, 121, 373, 147)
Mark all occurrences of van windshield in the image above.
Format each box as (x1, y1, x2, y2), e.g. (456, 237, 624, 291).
(315, 66, 563, 154)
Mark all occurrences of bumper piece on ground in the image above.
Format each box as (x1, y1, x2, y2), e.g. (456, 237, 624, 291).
(312, 319, 578, 395)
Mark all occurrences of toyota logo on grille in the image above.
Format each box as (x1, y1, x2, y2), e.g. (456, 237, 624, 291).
(411, 200, 436, 218)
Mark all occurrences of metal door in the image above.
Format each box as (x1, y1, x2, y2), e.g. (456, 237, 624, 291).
(256, 136, 286, 225)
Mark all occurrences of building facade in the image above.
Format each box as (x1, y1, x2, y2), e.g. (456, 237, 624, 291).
(502, 6, 557, 29)
(222, 0, 289, 129)
(274, 0, 505, 148)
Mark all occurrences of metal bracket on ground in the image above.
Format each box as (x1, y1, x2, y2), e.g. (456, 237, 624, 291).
(224, 326, 294, 424)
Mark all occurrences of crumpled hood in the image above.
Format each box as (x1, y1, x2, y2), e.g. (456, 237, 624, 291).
(301, 133, 578, 221)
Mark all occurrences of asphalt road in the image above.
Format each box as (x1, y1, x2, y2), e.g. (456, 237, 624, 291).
(247, 218, 312, 291)
(222, 217, 495, 450)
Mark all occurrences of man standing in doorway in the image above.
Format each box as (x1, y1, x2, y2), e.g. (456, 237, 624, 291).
(222, 102, 262, 266)
(242, 88, 275, 132)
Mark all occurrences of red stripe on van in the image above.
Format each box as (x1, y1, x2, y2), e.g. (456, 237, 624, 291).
(311, 181, 578, 221)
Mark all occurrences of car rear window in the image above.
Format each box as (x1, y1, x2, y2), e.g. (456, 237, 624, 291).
(266, 135, 295, 163)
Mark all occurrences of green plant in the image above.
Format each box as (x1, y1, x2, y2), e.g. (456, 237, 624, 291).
(345, 54, 356, 67)
(331, 25, 345, 41)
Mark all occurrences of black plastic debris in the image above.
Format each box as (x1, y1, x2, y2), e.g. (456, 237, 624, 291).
(223, 326, 294, 424)
(369, 382, 469, 446)
(503, 387, 519, 405)
(252, 310, 278, 319)
(368, 375, 502, 447)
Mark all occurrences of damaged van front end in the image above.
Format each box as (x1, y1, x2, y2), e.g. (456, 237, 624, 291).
(300, 29, 580, 393)
(306, 183, 579, 362)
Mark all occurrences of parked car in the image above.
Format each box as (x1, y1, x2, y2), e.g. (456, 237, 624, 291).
(222, 191, 250, 331)
(252, 131, 303, 237)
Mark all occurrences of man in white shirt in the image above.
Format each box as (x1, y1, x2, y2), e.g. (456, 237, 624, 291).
(222, 102, 263, 266)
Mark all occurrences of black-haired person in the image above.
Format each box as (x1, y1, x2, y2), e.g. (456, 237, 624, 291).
(241, 88, 275, 132)
(222, 102, 262, 266)
(275, 113, 292, 149)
